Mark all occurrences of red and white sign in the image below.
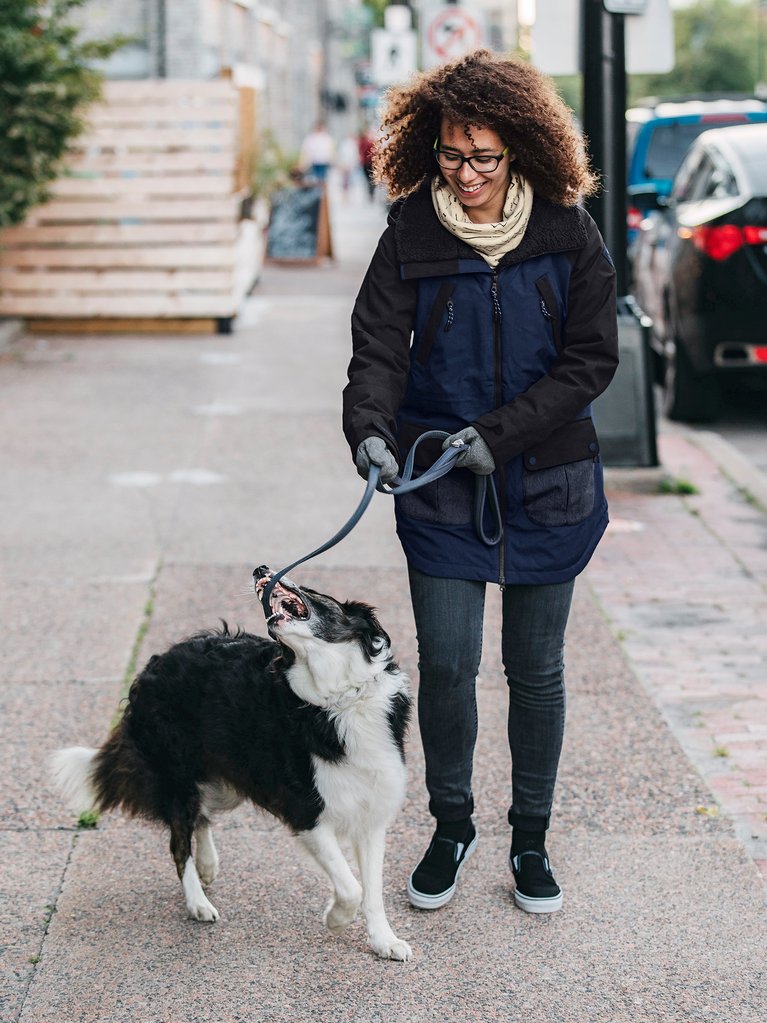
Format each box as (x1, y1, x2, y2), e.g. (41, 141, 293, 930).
(421, 4, 487, 69)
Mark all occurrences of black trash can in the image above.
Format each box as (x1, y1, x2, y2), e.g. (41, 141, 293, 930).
(593, 295, 659, 468)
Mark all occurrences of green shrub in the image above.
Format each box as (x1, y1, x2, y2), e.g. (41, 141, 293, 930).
(0, 0, 122, 227)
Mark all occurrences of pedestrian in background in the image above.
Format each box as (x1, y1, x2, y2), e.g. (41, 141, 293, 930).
(343, 50, 618, 914)
(299, 120, 335, 183)
(337, 134, 360, 193)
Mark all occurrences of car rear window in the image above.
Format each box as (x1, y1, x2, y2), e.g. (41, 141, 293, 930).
(645, 119, 751, 179)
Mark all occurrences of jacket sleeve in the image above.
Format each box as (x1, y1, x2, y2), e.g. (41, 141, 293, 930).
(472, 211, 619, 465)
(342, 224, 417, 463)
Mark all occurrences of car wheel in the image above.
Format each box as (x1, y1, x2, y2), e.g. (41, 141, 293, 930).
(663, 339, 721, 423)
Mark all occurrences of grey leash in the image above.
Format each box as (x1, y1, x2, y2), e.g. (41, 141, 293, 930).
(259, 430, 502, 617)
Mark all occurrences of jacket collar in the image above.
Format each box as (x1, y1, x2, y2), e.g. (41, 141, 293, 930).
(391, 180, 587, 275)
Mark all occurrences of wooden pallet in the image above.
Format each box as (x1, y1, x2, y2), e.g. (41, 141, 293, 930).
(0, 80, 263, 331)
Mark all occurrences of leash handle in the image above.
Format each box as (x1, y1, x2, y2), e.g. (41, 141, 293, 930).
(376, 430, 463, 495)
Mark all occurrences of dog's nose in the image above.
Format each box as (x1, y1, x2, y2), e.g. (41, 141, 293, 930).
(253, 566, 271, 580)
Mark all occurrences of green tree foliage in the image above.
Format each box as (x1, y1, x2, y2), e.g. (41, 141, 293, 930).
(630, 0, 761, 102)
(0, 0, 121, 227)
(361, 0, 387, 29)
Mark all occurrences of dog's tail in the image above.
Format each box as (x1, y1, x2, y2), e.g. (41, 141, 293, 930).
(49, 746, 100, 816)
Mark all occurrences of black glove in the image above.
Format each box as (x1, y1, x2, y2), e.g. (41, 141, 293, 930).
(442, 427, 495, 475)
(355, 437, 399, 484)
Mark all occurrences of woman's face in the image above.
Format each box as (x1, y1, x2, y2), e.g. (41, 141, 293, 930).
(437, 118, 512, 224)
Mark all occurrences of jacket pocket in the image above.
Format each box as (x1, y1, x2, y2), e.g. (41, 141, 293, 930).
(535, 276, 562, 354)
(416, 282, 455, 366)
(522, 418, 599, 527)
(396, 420, 472, 525)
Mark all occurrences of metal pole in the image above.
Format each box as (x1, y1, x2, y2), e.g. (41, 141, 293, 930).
(582, 0, 628, 296)
(609, 11, 627, 295)
(582, 0, 607, 235)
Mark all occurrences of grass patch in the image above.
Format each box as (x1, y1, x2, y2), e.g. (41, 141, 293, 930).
(658, 476, 700, 496)
(111, 566, 161, 727)
(695, 804, 719, 817)
(77, 809, 100, 829)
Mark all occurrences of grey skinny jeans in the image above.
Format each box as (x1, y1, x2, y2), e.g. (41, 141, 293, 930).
(408, 565, 575, 832)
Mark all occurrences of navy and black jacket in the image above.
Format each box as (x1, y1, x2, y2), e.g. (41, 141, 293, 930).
(343, 182, 619, 586)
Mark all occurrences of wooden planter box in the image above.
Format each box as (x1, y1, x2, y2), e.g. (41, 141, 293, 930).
(0, 80, 264, 333)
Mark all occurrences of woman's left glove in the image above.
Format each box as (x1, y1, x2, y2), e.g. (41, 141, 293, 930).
(442, 427, 495, 475)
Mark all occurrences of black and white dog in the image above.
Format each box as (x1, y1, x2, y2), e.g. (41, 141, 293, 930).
(51, 567, 412, 961)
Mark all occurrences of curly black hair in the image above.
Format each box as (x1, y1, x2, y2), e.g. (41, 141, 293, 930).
(374, 50, 598, 206)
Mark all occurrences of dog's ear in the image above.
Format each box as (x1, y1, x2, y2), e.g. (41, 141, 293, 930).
(343, 601, 391, 661)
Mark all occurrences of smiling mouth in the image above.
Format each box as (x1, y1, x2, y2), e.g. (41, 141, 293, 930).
(457, 181, 485, 195)
(254, 574, 310, 627)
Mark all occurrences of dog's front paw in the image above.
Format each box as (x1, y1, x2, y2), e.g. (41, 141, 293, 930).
(323, 896, 360, 935)
(187, 897, 220, 923)
(370, 933, 413, 961)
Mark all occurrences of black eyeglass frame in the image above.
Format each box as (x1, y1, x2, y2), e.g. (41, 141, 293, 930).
(433, 137, 509, 174)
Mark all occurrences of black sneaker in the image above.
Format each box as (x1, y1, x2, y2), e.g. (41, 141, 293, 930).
(510, 849, 563, 913)
(407, 821, 478, 909)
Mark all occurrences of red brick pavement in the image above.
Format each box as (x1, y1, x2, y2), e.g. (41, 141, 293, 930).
(586, 430, 767, 885)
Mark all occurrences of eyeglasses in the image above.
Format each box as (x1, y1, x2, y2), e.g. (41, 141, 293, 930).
(433, 138, 508, 173)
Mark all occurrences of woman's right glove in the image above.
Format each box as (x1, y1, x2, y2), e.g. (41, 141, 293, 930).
(355, 437, 399, 484)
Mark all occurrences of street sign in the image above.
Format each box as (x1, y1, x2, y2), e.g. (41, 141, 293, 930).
(371, 28, 418, 86)
(421, 4, 487, 69)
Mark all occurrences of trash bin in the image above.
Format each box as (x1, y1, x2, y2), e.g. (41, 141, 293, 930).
(593, 295, 659, 467)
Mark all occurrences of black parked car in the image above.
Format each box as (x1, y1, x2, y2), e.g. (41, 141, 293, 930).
(632, 123, 767, 421)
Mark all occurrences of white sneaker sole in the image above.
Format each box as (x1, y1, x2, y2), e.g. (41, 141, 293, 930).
(509, 854, 563, 913)
(513, 888, 563, 914)
(407, 832, 478, 910)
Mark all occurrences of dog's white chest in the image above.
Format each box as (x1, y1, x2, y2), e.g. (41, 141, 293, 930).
(312, 739, 407, 832)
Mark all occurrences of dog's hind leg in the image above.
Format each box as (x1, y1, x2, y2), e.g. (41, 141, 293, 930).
(194, 820, 220, 886)
(353, 824, 412, 961)
(297, 823, 362, 936)
(170, 816, 219, 922)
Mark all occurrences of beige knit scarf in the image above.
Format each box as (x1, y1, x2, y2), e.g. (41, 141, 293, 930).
(431, 172, 534, 267)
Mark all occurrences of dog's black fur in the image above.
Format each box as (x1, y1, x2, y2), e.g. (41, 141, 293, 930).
(51, 568, 413, 960)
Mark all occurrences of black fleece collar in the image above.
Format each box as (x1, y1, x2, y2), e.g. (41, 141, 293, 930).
(391, 181, 588, 271)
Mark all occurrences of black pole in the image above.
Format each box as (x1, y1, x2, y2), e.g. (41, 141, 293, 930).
(582, 0, 628, 296)
(582, 0, 607, 235)
(608, 13, 628, 295)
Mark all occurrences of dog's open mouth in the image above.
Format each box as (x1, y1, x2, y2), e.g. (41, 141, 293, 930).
(254, 571, 310, 627)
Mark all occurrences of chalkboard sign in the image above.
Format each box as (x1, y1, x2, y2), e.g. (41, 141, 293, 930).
(266, 185, 333, 264)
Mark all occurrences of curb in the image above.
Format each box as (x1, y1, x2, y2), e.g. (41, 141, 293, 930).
(604, 427, 767, 514)
(685, 428, 767, 513)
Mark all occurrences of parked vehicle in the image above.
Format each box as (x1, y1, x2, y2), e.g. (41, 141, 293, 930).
(632, 123, 767, 422)
(626, 97, 767, 253)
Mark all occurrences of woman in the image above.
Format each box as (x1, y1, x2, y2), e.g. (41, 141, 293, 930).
(342, 50, 618, 914)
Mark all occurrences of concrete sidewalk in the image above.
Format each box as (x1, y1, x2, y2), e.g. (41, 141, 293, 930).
(1, 182, 765, 1023)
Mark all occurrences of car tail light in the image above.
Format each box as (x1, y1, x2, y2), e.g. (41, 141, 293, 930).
(683, 224, 767, 261)
(688, 224, 744, 261)
(627, 205, 643, 231)
(754, 347, 767, 363)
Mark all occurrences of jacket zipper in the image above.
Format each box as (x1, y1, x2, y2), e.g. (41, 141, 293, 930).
(535, 277, 563, 354)
(491, 270, 506, 591)
(417, 282, 455, 365)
